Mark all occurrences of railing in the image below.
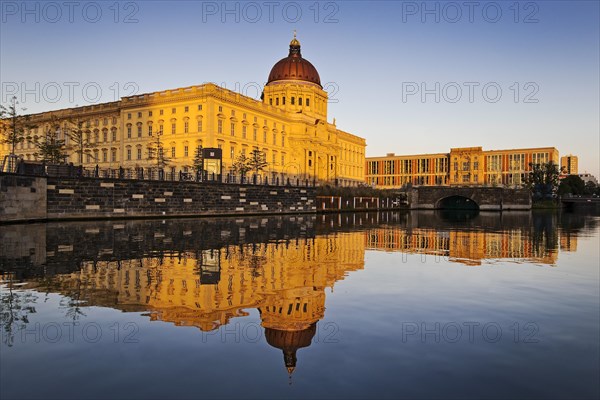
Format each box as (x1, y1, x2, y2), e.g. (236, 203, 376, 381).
(6, 161, 317, 187)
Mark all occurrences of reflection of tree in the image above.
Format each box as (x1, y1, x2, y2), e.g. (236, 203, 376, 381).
(58, 269, 87, 322)
(531, 212, 558, 256)
(0, 276, 37, 347)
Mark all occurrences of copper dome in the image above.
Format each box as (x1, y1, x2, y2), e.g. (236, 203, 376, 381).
(267, 35, 322, 88)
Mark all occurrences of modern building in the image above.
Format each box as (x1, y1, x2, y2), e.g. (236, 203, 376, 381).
(366, 146, 560, 188)
(561, 154, 578, 175)
(577, 173, 598, 185)
(1, 35, 366, 186)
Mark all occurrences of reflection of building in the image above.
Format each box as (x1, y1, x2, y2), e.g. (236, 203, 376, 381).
(1, 35, 365, 186)
(366, 146, 559, 188)
(20, 234, 365, 373)
(561, 155, 578, 175)
(365, 227, 560, 265)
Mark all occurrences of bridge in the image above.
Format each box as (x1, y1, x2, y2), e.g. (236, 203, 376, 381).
(561, 197, 600, 211)
(409, 186, 531, 211)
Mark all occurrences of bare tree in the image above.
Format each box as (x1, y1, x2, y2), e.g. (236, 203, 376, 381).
(66, 118, 97, 166)
(0, 96, 35, 155)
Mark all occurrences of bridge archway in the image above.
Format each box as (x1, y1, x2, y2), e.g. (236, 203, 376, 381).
(436, 195, 479, 210)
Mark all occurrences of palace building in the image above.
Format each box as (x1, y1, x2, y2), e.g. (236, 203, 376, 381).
(366, 146, 560, 188)
(1, 35, 366, 186)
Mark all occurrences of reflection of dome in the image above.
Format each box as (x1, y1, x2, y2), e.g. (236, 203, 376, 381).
(266, 34, 321, 87)
(265, 323, 317, 376)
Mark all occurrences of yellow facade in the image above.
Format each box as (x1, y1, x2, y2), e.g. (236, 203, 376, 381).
(365, 226, 559, 265)
(1, 37, 366, 186)
(560, 154, 578, 175)
(366, 146, 560, 188)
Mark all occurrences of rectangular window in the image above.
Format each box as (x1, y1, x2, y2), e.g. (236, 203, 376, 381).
(184, 121, 189, 133)
(273, 132, 277, 145)
(218, 120, 223, 134)
(198, 120, 202, 132)
(276, 98, 279, 106)
(281, 135, 285, 147)
(148, 125, 153, 136)
(281, 154, 285, 166)
(231, 122, 235, 136)
(299, 98, 303, 106)
(137, 148, 142, 160)
(253, 128, 257, 141)
(149, 111, 153, 117)
(171, 123, 176, 134)
(306, 98, 310, 107)
(127, 113, 131, 120)
(137, 125, 142, 137)
(127, 126, 132, 138)
(111, 149, 117, 162)
(184, 146, 189, 157)
(230, 146, 235, 159)
(112, 130, 117, 141)
(172, 108, 176, 114)
(160, 109, 164, 115)
(127, 148, 131, 160)
(171, 147, 176, 158)
(198, 104, 202, 111)
(263, 131, 267, 143)
(242, 125, 247, 139)
(184, 106, 189, 112)
(159, 125, 163, 134)
(102, 149, 108, 162)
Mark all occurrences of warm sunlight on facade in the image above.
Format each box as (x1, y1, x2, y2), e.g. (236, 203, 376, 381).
(1, 36, 366, 186)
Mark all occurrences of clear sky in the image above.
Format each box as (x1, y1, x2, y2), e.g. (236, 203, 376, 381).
(1, 0, 598, 175)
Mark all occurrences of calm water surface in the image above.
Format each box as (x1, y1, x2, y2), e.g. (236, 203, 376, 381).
(1, 211, 599, 399)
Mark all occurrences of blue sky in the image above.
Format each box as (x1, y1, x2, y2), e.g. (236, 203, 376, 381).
(1, 1, 598, 175)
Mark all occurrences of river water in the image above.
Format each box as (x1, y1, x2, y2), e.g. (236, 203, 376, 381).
(1, 211, 598, 399)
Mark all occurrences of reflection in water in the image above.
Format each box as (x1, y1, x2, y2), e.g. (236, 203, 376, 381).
(0, 211, 597, 375)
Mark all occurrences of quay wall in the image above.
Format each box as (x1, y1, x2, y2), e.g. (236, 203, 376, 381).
(0, 173, 316, 222)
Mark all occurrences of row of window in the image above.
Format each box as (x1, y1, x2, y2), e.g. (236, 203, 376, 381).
(127, 105, 203, 120)
(268, 96, 310, 107)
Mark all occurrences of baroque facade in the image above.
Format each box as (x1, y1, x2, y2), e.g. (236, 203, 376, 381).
(366, 146, 560, 188)
(1, 35, 366, 186)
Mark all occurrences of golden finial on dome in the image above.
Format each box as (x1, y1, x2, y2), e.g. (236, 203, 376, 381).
(290, 30, 300, 47)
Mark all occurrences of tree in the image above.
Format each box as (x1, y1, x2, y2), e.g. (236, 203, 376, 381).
(0, 96, 34, 156)
(525, 162, 561, 200)
(584, 181, 598, 196)
(32, 115, 69, 164)
(232, 152, 251, 179)
(247, 149, 268, 175)
(146, 131, 170, 171)
(191, 145, 203, 173)
(66, 118, 97, 166)
(558, 175, 586, 196)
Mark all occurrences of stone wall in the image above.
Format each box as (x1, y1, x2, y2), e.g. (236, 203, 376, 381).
(0, 173, 316, 222)
(0, 174, 46, 222)
(46, 177, 316, 220)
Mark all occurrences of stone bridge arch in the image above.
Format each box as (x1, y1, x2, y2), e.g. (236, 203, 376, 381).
(436, 195, 479, 210)
(409, 186, 531, 211)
